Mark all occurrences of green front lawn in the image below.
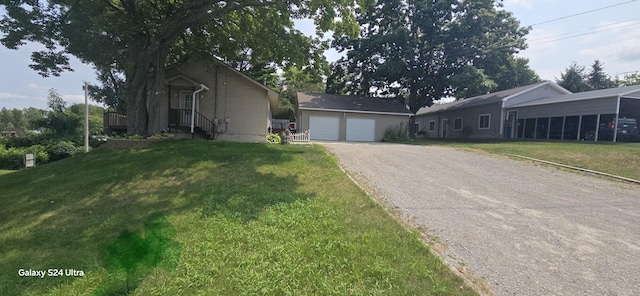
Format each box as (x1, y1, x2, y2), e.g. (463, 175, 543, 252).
(0, 140, 476, 295)
(0, 169, 15, 176)
(413, 139, 640, 181)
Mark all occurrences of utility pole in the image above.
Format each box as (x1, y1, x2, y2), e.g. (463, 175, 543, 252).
(84, 82, 89, 153)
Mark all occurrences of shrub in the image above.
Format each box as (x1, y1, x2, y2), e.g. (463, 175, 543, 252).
(461, 126, 474, 137)
(267, 133, 281, 143)
(382, 122, 410, 142)
(47, 141, 80, 161)
(0, 146, 25, 170)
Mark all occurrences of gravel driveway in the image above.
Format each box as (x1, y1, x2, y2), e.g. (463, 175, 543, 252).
(321, 142, 640, 296)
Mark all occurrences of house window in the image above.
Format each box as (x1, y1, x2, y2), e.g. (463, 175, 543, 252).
(453, 117, 463, 130)
(479, 114, 490, 129)
(429, 121, 436, 131)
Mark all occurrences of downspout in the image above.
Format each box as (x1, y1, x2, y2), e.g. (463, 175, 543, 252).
(214, 65, 218, 139)
(191, 84, 210, 136)
(614, 96, 621, 142)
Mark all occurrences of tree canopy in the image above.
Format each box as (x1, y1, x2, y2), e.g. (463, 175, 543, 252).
(326, 0, 535, 113)
(556, 60, 618, 93)
(0, 0, 358, 135)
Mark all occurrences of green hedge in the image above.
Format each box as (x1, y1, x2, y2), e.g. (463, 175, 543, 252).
(0, 144, 50, 170)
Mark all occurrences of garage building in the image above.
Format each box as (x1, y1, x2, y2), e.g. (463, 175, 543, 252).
(296, 92, 412, 141)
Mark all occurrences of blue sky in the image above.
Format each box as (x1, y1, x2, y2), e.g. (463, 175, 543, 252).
(1, 0, 639, 110)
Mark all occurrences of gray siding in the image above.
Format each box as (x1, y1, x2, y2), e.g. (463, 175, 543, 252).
(510, 97, 619, 118)
(415, 103, 502, 139)
(504, 84, 568, 107)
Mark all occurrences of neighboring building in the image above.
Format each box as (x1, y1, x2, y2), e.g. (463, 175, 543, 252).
(0, 128, 23, 138)
(505, 85, 640, 142)
(415, 82, 571, 139)
(105, 58, 279, 142)
(296, 93, 413, 141)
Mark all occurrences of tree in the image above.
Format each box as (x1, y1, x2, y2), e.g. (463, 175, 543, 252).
(328, 0, 529, 114)
(276, 65, 327, 120)
(1, 1, 358, 136)
(587, 60, 617, 90)
(0, 108, 29, 133)
(31, 89, 82, 141)
(556, 62, 591, 93)
(618, 72, 640, 86)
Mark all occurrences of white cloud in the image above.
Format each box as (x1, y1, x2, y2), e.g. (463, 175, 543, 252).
(504, 0, 555, 10)
(504, 0, 534, 9)
(579, 38, 640, 63)
(26, 83, 40, 90)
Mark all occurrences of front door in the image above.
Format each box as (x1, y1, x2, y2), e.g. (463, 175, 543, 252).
(179, 91, 193, 125)
(505, 111, 517, 138)
(441, 119, 448, 139)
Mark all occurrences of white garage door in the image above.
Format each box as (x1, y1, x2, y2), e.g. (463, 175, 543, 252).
(309, 116, 340, 141)
(346, 118, 375, 141)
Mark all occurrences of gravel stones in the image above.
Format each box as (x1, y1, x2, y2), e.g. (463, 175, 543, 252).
(322, 142, 640, 296)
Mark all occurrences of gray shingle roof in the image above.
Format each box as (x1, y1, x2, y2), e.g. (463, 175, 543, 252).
(509, 85, 640, 108)
(297, 92, 412, 115)
(416, 82, 554, 115)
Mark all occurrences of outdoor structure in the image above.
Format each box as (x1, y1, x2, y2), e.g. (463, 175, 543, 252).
(0, 128, 23, 138)
(505, 85, 640, 142)
(415, 81, 571, 139)
(105, 58, 278, 142)
(296, 92, 413, 141)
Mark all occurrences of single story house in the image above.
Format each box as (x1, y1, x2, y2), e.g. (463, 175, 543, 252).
(505, 85, 640, 142)
(106, 58, 279, 142)
(415, 81, 571, 139)
(296, 93, 413, 141)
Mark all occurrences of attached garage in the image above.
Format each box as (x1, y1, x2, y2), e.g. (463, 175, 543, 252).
(309, 116, 340, 141)
(297, 93, 413, 142)
(505, 85, 640, 142)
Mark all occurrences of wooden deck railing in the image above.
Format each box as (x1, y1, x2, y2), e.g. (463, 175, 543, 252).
(104, 111, 127, 130)
(105, 109, 215, 139)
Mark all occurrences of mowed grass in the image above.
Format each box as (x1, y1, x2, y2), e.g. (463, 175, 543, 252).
(0, 169, 15, 176)
(413, 139, 640, 181)
(0, 140, 476, 295)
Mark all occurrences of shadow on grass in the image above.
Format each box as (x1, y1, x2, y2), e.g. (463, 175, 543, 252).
(0, 140, 313, 295)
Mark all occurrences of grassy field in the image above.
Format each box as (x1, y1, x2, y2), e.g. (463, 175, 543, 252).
(412, 139, 640, 181)
(0, 169, 15, 176)
(0, 140, 476, 295)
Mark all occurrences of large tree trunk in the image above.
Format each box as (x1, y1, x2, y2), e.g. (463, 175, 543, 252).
(125, 43, 169, 136)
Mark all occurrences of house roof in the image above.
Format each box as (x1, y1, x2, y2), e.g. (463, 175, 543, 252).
(509, 85, 640, 108)
(415, 81, 567, 115)
(297, 92, 413, 116)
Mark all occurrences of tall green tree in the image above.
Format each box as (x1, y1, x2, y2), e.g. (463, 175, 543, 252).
(0, 108, 28, 132)
(587, 60, 617, 90)
(328, 0, 530, 113)
(275, 65, 327, 120)
(556, 62, 591, 93)
(0, 0, 358, 136)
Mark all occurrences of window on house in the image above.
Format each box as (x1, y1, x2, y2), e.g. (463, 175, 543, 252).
(429, 121, 436, 131)
(453, 117, 463, 130)
(479, 114, 490, 129)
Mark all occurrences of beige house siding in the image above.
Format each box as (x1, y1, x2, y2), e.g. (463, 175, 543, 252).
(216, 66, 269, 142)
(298, 109, 410, 141)
(155, 59, 273, 142)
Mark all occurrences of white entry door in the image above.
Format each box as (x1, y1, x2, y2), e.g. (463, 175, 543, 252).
(346, 118, 375, 141)
(179, 91, 194, 125)
(309, 116, 340, 141)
